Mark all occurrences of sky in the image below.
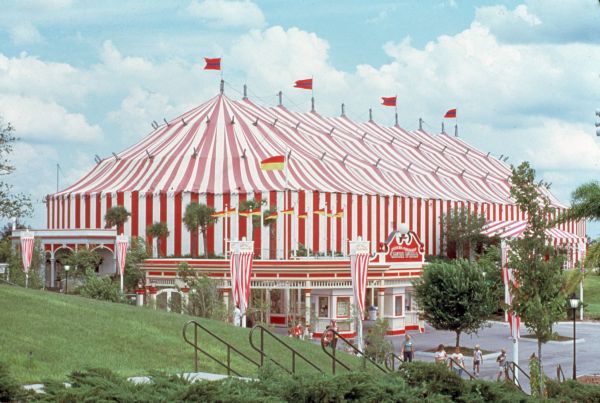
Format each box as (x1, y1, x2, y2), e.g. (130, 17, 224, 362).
(0, 0, 599, 238)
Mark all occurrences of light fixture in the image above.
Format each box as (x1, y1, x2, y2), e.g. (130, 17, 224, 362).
(569, 294, 579, 309)
(397, 223, 409, 235)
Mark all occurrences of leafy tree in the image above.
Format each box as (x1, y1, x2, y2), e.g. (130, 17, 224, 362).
(441, 207, 488, 261)
(104, 206, 130, 234)
(78, 273, 122, 302)
(147, 222, 169, 258)
(123, 236, 148, 291)
(477, 244, 504, 311)
(508, 161, 566, 397)
(177, 262, 226, 320)
(239, 198, 266, 229)
(413, 259, 496, 347)
(0, 118, 32, 220)
(182, 202, 216, 258)
(364, 318, 393, 364)
(6, 239, 44, 288)
(65, 247, 102, 276)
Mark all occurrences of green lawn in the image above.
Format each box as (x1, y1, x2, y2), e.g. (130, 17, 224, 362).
(584, 274, 600, 319)
(0, 285, 361, 383)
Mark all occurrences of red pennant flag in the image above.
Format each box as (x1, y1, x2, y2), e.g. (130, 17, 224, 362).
(444, 108, 457, 118)
(204, 57, 221, 70)
(381, 96, 397, 107)
(294, 78, 313, 90)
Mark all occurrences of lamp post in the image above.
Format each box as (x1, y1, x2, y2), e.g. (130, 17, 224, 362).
(64, 265, 71, 294)
(569, 294, 579, 381)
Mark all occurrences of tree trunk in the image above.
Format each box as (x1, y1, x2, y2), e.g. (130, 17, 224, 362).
(457, 242, 464, 260)
(538, 340, 544, 397)
(455, 330, 461, 348)
(191, 229, 198, 258)
(156, 238, 160, 258)
(202, 229, 208, 258)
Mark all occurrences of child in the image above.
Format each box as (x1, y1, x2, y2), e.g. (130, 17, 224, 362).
(434, 344, 447, 365)
(496, 348, 507, 381)
(473, 344, 483, 377)
(401, 334, 414, 362)
(451, 347, 465, 377)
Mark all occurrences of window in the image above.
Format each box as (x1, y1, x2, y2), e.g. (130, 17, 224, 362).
(405, 292, 412, 312)
(318, 297, 329, 318)
(395, 295, 403, 316)
(337, 297, 350, 318)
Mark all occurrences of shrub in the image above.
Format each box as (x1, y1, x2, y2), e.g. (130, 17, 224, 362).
(461, 379, 530, 402)
(77, 271, 123, 302)
(546, 380, 600, 403)
(0, 362, 27, 402)
(397, 361, 464, 399)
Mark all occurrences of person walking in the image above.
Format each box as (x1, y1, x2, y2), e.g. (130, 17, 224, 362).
(451, 347, 465, 377)
(434, 344, 447, 365)
(473, 344, 483, 377)
(401, 334, 414, 362)
(496, 348, 508, 381)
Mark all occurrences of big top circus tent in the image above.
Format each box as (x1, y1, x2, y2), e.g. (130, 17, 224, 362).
(45, 82, 585, 260)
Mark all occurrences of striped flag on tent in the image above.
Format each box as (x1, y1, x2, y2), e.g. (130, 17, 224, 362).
(313, 208, 327, 215)
(265, 212, 278, 221)
(211, 207, 237, 218)
(260, 156, 285, 171)
(281, 207, 294, 215)
(298, 211, 308, 219)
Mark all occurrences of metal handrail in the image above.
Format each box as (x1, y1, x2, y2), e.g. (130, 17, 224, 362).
(556, 364, 567, 382)
(447, 356, 476, 380)
(319, 328, 387, 374)
(249, 324, 323, 374)
(182, 320, 260, 377)
(503, 361, 530, 393)
(384, 352, 403, 371)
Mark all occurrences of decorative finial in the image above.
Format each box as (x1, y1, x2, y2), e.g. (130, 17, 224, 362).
(219, 79, 224, 94)
(243, 84, 248, 100)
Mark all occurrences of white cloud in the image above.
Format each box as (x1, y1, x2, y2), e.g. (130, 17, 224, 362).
(9, 23, 43, 45)
(0, 95, 103, 143)
(107, 87, 178, 140)
(186, 0, 265, 29)
(475, 0, 599, 43)
(0, 52, 89, 104)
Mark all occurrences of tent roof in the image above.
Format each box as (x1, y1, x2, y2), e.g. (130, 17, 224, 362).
(53, 94, 565, 207)
(482, 220, 584, 244)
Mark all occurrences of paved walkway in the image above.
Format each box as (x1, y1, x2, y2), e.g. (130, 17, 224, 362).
(390, 320, 600, 392)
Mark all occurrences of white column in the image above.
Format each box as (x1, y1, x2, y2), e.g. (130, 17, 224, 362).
(377, 288, 385, 319)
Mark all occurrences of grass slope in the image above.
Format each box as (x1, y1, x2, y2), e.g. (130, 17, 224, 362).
(0, 285, 361, 383)
(584, 274, 600, 319)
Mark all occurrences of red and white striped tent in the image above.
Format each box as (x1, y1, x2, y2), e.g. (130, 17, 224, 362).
(46, 90, 585, 258)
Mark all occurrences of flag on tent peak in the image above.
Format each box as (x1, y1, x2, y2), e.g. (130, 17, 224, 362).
(381, 96, 397, 107)
(204, 58, 221, 70)
(294, 78, 313, 90)
(444, 108, 457, 118)
(261, 155, 285, 171)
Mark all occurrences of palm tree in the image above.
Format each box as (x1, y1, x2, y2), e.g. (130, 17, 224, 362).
(147, 222, 169, 258)
(104, 206, 130, 234)
(566, 181, 600, 222)
(182, 202, 216, 258)
(263, 206, 277, 259)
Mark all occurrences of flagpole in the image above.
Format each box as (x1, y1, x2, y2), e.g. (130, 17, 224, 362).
(225, 204, 229, 259)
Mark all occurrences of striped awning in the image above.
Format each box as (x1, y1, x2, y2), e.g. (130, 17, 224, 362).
(482, 220, 585, 245)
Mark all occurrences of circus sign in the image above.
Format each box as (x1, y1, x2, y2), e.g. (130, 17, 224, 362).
(381, 231, 425, 263)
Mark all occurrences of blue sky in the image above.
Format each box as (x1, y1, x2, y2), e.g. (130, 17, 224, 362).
(1, 0, 599, 238)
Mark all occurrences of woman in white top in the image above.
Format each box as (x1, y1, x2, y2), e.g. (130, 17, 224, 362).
(473, 344, 483, 377)
(451, 347, 465, 377)
(434, 344, 447, 364)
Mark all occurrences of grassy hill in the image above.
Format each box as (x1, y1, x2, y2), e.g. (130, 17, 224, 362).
(0, 285, 360, 383)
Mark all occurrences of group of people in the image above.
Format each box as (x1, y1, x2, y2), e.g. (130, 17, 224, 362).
(434, 343, 508, 380)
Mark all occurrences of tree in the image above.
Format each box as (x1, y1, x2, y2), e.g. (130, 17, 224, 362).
(182, 202, 216, 258)
(584, 240, 600, 272)
(441, 207, 488, 261)
(564, 181, 600, 222)
(239, 198, 266, 256)
(263, 206, 277, 259)
(0, 118, 32, 220)
(65, 247, 103, 276)
(147, 222, 169, 258)
(177, 262, 226, 320)
(508, 162, 566, 396)
(413, 259, 496, 348)
(124, 236, 149, 290)
(104, 206, 130, 234)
